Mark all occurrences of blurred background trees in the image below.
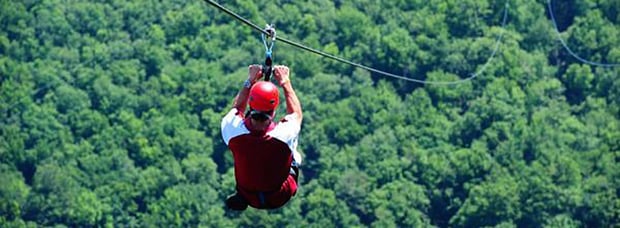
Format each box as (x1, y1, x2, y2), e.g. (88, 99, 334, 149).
(0, 0, 618, 227)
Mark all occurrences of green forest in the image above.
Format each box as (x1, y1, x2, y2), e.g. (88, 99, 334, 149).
(1, 0, 619, 227)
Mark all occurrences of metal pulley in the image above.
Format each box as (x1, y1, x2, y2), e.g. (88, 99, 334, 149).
(261, 24, 276, 81)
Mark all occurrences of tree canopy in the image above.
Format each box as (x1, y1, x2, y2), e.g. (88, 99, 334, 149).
(1, 0, 618, 227)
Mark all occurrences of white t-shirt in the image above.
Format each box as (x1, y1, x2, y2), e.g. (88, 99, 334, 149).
(221, 108, 303, 164)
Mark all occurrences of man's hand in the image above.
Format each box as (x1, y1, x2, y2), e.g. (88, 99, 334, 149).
(273, 65, 302, 122)
(273, 65, 290, 86)
(248, 65, 263, 83)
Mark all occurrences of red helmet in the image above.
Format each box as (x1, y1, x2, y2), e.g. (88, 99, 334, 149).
(249, 81, 279, 112)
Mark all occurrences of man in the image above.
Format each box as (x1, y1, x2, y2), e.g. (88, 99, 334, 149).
(220, 64, 303, 210)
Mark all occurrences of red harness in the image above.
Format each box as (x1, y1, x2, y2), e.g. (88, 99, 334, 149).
(227, 117, 296, 208)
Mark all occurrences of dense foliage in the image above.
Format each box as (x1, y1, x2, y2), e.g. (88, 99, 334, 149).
(1, 0, 619, 227)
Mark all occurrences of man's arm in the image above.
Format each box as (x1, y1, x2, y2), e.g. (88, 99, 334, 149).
(274, 65, 302, 123)
(233, 64, 263, 114)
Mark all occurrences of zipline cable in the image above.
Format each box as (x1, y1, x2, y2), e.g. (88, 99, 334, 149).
(3, 1, 508, 113)
(204, 0, 510, 85)
(2, 80, 64, 116)
(547, 0, 620, 67)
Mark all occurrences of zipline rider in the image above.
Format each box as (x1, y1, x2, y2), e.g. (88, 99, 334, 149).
(221, 65, 303, 210)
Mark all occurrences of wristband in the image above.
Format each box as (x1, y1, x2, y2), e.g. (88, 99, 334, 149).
(244, 79, 252, 88)
(279, 79, 290, 86)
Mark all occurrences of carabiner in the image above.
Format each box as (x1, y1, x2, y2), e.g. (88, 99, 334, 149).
(261, 24, 276, 81)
